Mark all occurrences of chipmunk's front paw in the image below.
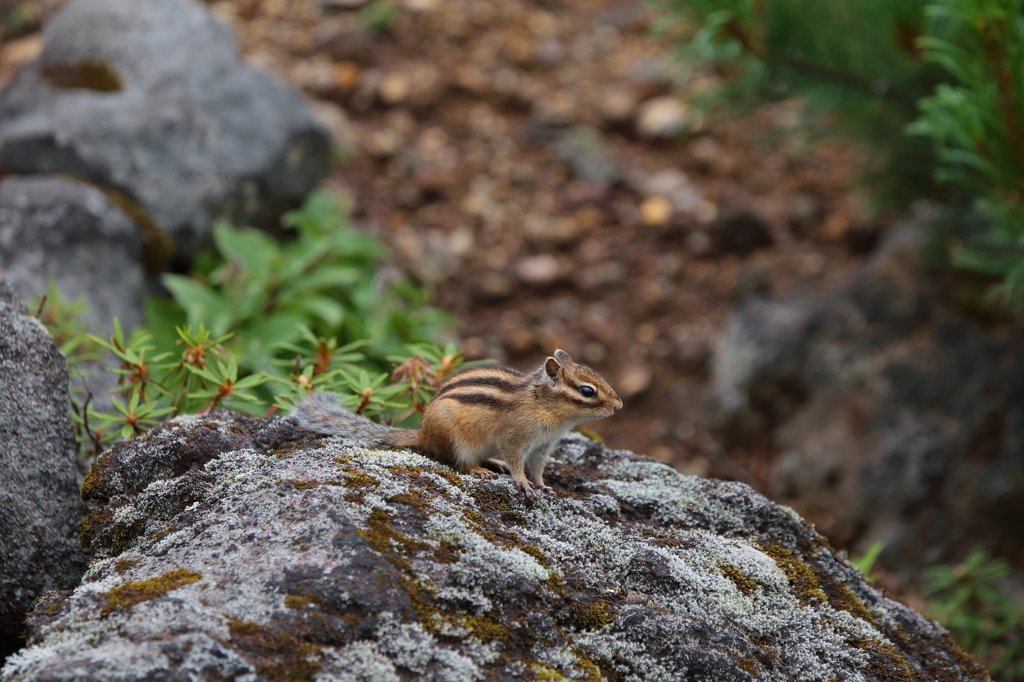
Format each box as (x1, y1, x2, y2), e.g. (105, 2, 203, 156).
(514, 478, 537, 500)
(531, 477, 553, 494)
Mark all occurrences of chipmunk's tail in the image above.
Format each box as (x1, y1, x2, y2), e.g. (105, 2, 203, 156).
(292, 393, 418, 449)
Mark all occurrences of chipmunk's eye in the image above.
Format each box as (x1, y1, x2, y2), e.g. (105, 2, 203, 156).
(578, 385, 597, 398)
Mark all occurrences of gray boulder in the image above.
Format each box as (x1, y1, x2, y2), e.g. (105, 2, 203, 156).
(712, 223, 1024, 571)
(0, 175, 144, 336)
(0, 280, 88, 645)
(2, 411, 986, 681)
(0, 0, 330, 261)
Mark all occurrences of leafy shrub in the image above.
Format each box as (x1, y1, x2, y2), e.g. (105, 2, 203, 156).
(34, 190, 466, 454)
(925, 550, 1024, 680)
(68, 317, 467, 454)
(659, 0, 1024, 305)
(909, 1, 1024, 305)
(147, 190, 453, 376)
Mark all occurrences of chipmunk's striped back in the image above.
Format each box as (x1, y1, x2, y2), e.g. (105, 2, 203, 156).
(430, 364, 528, 411)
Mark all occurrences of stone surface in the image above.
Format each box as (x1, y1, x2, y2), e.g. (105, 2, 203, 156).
(0, 175, 144, 336)
(3, 410, 986, 681)
(636, 96, 690, 139)
(712, 223, 1024, 571)
(0, 0, 331, 261)
(0, 279, 89, 644)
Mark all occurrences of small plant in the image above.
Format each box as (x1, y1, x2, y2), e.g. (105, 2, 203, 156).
(32, 283, 102, 371)
(924, 549, 1024, 680)
(358, 0, 400, 34)
(64, 317, 469, 456)
(850, 541, 885, 584)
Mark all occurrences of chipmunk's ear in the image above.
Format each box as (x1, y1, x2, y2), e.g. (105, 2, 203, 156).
(545, 356, 562, 382)
(553, 349, 574, 365)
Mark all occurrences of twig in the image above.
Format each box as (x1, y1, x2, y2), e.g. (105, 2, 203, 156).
(35, 294, 48, 319)
(80, 387, 103, 455)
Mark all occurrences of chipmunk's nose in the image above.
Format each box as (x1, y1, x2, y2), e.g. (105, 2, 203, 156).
(613, 399, 623, 412)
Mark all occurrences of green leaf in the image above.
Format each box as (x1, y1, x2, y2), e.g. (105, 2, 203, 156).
(162, 274, 233, 336)
(213, 224, 279, 275)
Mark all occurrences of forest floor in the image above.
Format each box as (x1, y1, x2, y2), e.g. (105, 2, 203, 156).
(0, 0, 880, 487)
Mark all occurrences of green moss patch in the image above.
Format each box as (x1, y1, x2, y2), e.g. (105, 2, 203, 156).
(277, 479, 335, 490)
(101, 567, 201, 616)
(41, 61, 123, 91)
(847, 638, 915, 682)
(720, 564, 758, 597)
(111, 517, 146, 555)
(359, 508, 430, 556)
(532, 663, 568, 680)
(469, 486, 526, 525)
(79, 470, 107, 500)
(820, 579, 875, 624)
(78, 508, 112, 548)
(432, 538, 463, 564)
(284, 594, 322, 610)
(575, 602, 612, 630)
(737, 656, 759, 675)
(344, 472, 379, 490)
(762, 544, 827, 605)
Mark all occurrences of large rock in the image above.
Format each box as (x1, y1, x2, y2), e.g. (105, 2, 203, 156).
(0, 175, 144, 336)
(0, 0, 331, 261)
(2, 411, 986, 681)
(0, 280, 89, 649)
(712, 223, 1024, 572)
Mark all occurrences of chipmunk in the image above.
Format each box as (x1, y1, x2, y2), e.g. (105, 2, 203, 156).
(294, 349, 622, 498)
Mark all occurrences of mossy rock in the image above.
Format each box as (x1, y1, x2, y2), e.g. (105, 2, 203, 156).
(3, 413, 990, 681)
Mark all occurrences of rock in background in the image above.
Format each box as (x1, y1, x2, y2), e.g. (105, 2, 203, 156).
(0, 280, 89, 658)
(0, 0, 331, 264)
(713, 220, 1024, 574)
(2, 412, 987, 681)
(0, 175, 144, 336)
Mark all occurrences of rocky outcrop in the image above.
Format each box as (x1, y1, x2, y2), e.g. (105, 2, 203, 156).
(0, 280, 89, 649)
(0, 0, 330, 262)
(712, 223, 1024, 572)
(3, 411, 986, 681)
(0, 175, 144, 336)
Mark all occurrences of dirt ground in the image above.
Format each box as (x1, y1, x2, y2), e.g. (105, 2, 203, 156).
(0, 0, 877, 491)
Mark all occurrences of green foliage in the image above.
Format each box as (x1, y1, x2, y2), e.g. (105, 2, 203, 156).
(850, 541, 885, 583)
(925, 549, 1024, 680)
(660, 0, 1024, 307)
(32, 283, 102, 370)
(66, 313, 467, 454)
(146, 190, 453, 385)
(358, 0, 399, 33)
(0, 3, 34, 38)
(34, 190, 467, 454)
(908, 1, 1024, 306)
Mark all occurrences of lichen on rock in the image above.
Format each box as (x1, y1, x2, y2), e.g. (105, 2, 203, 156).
(3, 412, 989, 681)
